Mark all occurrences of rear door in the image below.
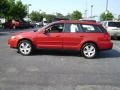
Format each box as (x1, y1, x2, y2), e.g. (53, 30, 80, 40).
(62, 23, 84, 50)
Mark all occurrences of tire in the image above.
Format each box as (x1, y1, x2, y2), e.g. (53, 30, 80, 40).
(18, 40, 33, 56)
(81, 43, 97, 59)
(112, 36, 118, 40)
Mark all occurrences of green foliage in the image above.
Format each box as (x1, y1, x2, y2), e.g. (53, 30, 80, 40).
(118, 15, 120, 21)
(45, 14, 56, 22)
(55, 13, 64, 18)
(100, 11, 114, 21)
(0, 0, 10, 17)
(64, 13, 71, 20)
(29, 10, 83, 22)
(30, 11, 43, 22)
(70, 10, 82, 20)
(0, 0, 27, 20)
(7, 0, 27, 20)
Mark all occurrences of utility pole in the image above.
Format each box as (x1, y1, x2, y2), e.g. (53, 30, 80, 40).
(85, 0, 88, 19)
(106, 0, 108, 12)
(27, 4, 32, 17)
(91, 5, 93, 18)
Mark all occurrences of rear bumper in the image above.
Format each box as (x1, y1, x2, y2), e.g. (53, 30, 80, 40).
(99, 41, 113, 51)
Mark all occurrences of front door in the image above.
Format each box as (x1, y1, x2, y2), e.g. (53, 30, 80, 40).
(37, 23, 64, 49)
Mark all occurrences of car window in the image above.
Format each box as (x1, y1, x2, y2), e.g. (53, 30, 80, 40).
(98, 25, 107, 33)
(108, 22, 120, 27)
(46, 23, 64, 33)
(70, 24, 79, 32)
(81, 24, 102, 33)
(64, 24, 83, 32)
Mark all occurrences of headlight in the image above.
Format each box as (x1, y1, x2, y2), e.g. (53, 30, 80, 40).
(11, 36, 16, 39)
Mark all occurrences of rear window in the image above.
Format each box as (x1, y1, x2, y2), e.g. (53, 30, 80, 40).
(108, 22, 120, 27)
(81, 24, 103, 33)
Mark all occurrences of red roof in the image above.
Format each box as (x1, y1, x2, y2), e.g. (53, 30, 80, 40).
(53, 20, 100, 25)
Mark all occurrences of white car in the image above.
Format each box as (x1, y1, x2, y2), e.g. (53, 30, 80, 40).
(102, 21, 120, 39)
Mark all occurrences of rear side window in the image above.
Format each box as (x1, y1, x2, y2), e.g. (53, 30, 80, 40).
(98, 25, 107, 33)
(64, 24, 83, 32)
(81, 24, 103, 33)
(108, 22, 120, 27)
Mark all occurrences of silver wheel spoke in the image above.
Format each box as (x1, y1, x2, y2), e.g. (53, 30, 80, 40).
(88, 52, 91, 57)
(20, 48, 24, 51)
(84, 51, 88, 54)
(85, 46, 89, 51)
(90, 46, 94, 51)
(25, 44, 30, 48)
(21, 43, 25, 47)
(26, 48, 31, 52)
(91, 50, 95, 53)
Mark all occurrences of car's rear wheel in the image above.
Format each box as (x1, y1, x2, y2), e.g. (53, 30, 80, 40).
(81, 43, 97, 59)
(18, 40, 33, 56)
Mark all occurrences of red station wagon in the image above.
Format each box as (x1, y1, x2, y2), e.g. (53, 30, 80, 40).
(8, 20, 113, 59)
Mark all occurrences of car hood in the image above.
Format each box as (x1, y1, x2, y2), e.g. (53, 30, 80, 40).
(12, 30, 39, 38)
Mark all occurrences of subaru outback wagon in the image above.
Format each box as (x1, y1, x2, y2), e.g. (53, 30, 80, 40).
(8, 20, 113, 59)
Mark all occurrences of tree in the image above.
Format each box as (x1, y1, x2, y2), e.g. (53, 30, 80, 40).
(65, 13, 71, 20)
(8, 0, 27, 20)
(118, 15, 120, 21)
(30, 11, 43, 22)
(100, 11, 114, 21)
(14, 0, 27, 20)
(45, 14, 56, 23)
(55, 13, 64, 18)
(0, 0, 10, 17)
(0, 0, 27, 20)
(70, 10, 82, 20)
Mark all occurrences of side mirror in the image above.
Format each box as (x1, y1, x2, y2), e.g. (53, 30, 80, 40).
(44, 29, 48, 34)
(43, 27, 51, 34)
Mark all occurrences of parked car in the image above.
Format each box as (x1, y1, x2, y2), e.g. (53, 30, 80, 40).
(52, 17, 69, 22)
(19, 21, 34, 29)
(102, 21, 120, 39)
(34, 22, 43, 27)
(8, 20, 113, 59)
(3, 20, 34, 29)
(79, 19, 96, 23)
(4, 20, 20, 29)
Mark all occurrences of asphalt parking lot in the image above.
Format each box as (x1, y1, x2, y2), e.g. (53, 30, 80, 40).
(0, 29, 120, 90)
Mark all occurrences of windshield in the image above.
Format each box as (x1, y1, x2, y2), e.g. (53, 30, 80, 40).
(108, 22, 120, 27)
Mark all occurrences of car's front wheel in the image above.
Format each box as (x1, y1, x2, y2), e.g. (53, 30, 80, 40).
(81, 43, 97, 59)
(18, 40, 33, 56)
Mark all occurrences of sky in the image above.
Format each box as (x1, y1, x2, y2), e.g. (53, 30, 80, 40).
(21, 0, 120, 17)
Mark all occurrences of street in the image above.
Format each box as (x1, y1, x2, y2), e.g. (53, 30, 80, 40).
(0, 29, 120, 90)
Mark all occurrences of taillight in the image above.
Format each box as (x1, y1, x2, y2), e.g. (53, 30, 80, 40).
(104, 33, 111, 41)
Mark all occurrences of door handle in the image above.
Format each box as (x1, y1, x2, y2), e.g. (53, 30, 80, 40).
(80, 36, 84, 37)
(55, 35, 60, 37)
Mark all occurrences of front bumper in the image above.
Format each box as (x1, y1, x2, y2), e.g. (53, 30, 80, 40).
(8, 38, 18, 48)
